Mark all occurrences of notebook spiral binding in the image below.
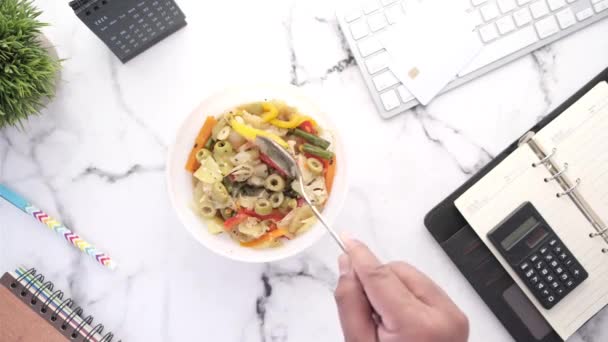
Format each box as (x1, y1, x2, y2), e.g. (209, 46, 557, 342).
(520, 132, 608, 254)
(9, 268, 119, 342)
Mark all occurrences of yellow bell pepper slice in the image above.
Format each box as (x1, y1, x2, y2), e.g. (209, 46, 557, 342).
(269, 114, 318, 129)
(260, 102, 279, 122)
(229, 119, 289, 148)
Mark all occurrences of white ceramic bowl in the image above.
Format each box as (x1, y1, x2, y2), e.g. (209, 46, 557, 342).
(167, 85, 347, 263)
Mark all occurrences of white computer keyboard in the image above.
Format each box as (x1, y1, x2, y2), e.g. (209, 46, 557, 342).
(337, 0, 608, 118)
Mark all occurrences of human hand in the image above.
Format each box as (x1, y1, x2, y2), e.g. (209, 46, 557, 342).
(334, 237, 469, 342)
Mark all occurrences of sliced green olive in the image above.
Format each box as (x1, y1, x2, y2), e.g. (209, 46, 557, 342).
(255, 198, 272, 216)
(306, 158, 324, 175)
(269, 192, 285, 208)
(265, 174, 286, 192)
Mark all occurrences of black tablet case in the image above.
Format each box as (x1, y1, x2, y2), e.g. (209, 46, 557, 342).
(424, 67, 608, 342)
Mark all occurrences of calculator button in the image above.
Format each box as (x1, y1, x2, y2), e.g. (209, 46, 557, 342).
(559, 273, 569, 281)
(539, 246, 549, 255)
(555, 266, 564, 275)
(570, 267, 583, 279)
(564, 259, 574, 267)
(529, 254, 540, 263)
(540, 288, 550, 297)
(534, 261, 545, 270)
(546, 295, 556, 304)
(549, 260, 559, 268)
(529, 275, 540, 285)
(535, 282, 547, 291)
(553, 245, 563, 254)
(548, 239, 558, 247)
(520, 262, 531, 271)
(540, 268, 550, 276)
(555, 286, 565, 297)
(545, 274, 555, 283)
(565, 279, 575, 288)
(544, 253, 555, 262)
(558, 252, 568, 260)
(524, 269, 535, 278)
(550, 281, 560, 289)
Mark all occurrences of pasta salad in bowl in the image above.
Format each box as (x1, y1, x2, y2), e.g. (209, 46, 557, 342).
(167, 85, 346, 262)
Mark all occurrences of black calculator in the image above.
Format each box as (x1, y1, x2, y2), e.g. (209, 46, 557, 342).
(488, 202, 588, 309)
(70, 0, 187, 63)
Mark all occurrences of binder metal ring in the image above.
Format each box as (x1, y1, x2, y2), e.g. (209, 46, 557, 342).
(52, 298, 74, 322)
(42, 290, 64, 313)
(84, 323, 104, 342)
(100, 332, 115, 342)
(61, 306, 83, 330)
(557, 178, 581, 198)
(590, 227, 608, 238)
(14, 268, 36, 288)
(23, 273, 44, 297)
(532, 148, 556, 167)
(544, 163, 568, 182)
(72, 315, 94, 338)
(32, 280, 54, 305)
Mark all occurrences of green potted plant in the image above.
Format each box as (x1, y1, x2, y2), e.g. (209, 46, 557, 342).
(0, 0, 61, 129)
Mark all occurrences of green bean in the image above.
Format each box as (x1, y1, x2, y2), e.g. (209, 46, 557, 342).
(293, 129, 331, 149)
(300, 144, 334, 160)
(265, 174, 286, 192)
(195, 149, 212, 162)
(204, 137, 215, 150)
(306, 158, 324, 175)
(255, 199, 273, 216)
(269, 192, 285, 208)
(213, 141, 233, 157)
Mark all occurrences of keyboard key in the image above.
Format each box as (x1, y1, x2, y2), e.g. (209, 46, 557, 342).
(358, 37, 383, 57)
(381, 0, 399, 5)
(459, 25, 538, 76)
(479, 23, 499, 42)
(480, 3, 500, 20)
(396, 85, 413, 102)
(385, 4, 406, 24)
(595, 0, 608, 12)
(496, 15, 516, 34)
(380, 89, 400, 110)
(469, 9, 485, 27)
(518, 0, 533, 4)
(576, 8, 594, 20)
(473, 0, 489, 5)
(350, 19, 370, 40)
(368, 12, 388, 31)
(363, 0, 381, 14)
(345, 9, 362, 22)
(365, 51, 390, 74)
(513, 7, 532, 27)
(547, 0, 566, 10)
(530, 0, 550, 18)
(373, 70, 399, 91)
(498, 0, 517, 12)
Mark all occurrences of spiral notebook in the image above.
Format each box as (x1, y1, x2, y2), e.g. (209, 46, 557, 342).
(0, 267, 119, 342)
(455, 81, 608, 339)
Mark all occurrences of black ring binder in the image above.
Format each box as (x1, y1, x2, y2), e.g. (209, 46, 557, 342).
(6, 268, 121, 341)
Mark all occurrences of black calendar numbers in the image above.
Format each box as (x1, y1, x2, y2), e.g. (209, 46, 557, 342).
(70, 0, 186, 63)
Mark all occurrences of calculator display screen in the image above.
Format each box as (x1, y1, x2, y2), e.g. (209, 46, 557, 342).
(501, 217, 542, 251)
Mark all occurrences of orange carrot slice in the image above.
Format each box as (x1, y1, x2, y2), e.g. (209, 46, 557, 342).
(185, 116, 218, 173)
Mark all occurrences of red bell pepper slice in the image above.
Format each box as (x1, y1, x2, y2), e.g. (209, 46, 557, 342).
(259, 153, 289, 178)
(223, 212, 249, 231)
(299, 121, 316, 134)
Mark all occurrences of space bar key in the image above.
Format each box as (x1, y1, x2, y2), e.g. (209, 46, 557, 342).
(458, 26, 539, 77)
